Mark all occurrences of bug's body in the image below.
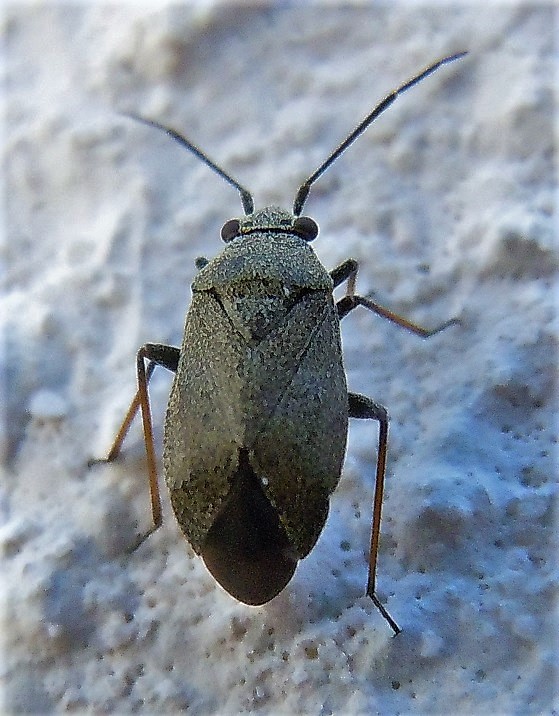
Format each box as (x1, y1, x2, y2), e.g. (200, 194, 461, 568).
(94, 53, 466, 633)
(164, 207, 348, 604)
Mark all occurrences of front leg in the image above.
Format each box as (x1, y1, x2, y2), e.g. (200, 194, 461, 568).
(330, 258, 359, 294)
(331, 258, 458, 336)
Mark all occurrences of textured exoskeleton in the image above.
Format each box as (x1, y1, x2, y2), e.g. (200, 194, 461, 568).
(164, 207, 347, 604)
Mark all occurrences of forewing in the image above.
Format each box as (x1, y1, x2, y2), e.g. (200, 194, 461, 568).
(163, 291, 246, 552)
(251, 294, 348, 557)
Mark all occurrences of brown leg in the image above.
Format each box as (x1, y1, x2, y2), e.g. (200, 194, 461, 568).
(338, 291, 459, 336)
(90, 343, 180, 533)
(335, 260, 459, 632)
(332, 257, 459, 335)
(348, 392, 400, 636)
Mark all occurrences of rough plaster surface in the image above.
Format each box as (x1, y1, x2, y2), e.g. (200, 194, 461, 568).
(2, 3, 557, 714)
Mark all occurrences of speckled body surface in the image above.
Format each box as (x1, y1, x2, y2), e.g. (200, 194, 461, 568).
(3, 4, 557, 713)
(164, 207, 347, 593)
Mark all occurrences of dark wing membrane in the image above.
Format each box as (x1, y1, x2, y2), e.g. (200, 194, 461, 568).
(200, 448, 298, 605)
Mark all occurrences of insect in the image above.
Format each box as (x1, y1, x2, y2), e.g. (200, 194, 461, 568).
(93, 52, 466, 634)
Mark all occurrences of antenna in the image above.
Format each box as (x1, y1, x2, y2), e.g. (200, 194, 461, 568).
(292, 51, 467, 216)
(123, 112, 255, 215)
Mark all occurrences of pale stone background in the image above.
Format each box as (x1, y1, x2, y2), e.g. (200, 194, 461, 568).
(2, 3, 556, 713)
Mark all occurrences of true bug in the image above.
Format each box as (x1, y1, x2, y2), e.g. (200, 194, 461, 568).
(93, 52, 466, 634)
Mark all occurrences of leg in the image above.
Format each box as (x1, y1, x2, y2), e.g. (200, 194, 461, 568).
(331, 258, 459, 336)
(330, 258, 359, 294)
(90, 343, 180, 534)
(339, 294, 458, 336)
(348, 392, 401, 635)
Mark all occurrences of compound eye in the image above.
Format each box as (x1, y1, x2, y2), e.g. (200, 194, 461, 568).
(221, 218, 240, 242)
(293, 216, 319, 242)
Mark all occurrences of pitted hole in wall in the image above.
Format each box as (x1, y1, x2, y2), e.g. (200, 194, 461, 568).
(230, 615, 249, 641)
(528, 551, 546, 568)
(302, 640, 319, 660)
(63, 693, 87, 711)
(520, 465, 548, 488)
(475, 668, 487, 682)
(246, 627, 276, 660)
(191, 613, 204, 627)
(122, 672, 134, 698)
(330, 540, 353, 579)
(266, 627, 275, 653)
(252, 678, 272, 707)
